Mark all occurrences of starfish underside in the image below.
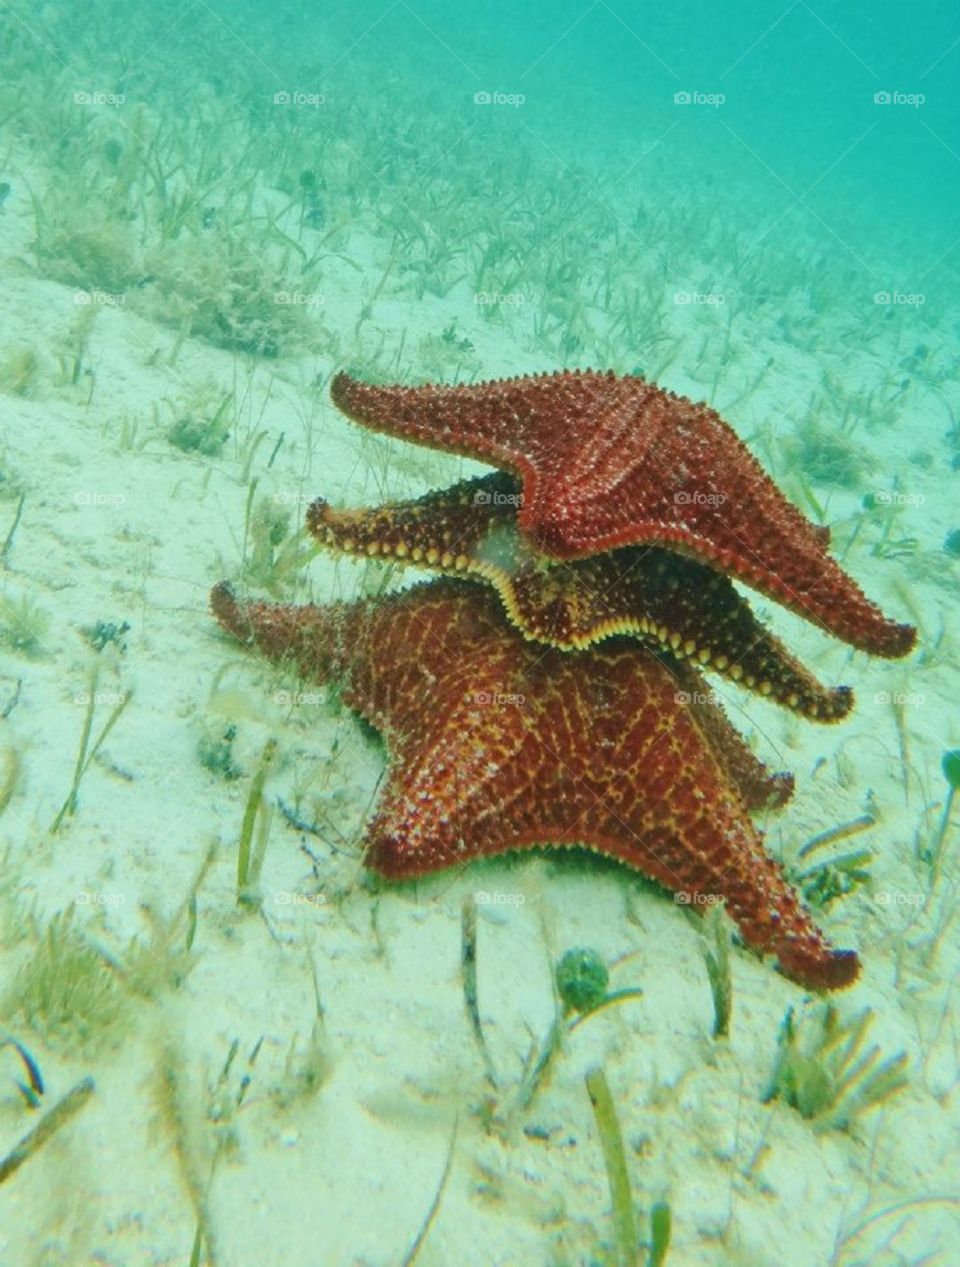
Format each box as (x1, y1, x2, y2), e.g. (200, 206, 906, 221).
(307, 471, 853, 722)
(330, 369, 916, 659)
(211, 579, 859, 991)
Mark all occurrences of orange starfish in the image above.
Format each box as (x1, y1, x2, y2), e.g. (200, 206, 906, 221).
(330, 369, 915, 659)
(211, 578, 859, 990)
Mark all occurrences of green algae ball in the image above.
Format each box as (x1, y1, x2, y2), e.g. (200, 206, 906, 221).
(556, 947, 609, 1013)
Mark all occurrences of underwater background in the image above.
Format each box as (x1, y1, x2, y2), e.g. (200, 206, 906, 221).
(0, 1, 958, 1264)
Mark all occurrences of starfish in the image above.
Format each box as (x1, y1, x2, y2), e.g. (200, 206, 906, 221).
(211, 577, 859, 991)
(330, 369, 915, 659)
(307, 471, 853, 722)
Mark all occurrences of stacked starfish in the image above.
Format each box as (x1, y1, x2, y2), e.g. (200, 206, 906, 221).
(212, 370, 915, 990)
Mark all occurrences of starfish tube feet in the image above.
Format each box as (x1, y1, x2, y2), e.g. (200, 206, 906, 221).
(308, 479, 854, 722)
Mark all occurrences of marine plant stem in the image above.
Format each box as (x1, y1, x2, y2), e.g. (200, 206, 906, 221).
(0, 1076, 94, 1185)
(1, 493, 25, 567)
(460, 896, 498, 1087)
(51, 670, 131, 833)
(585, 1065, 638, 1267)
(236, 737, 276, 905)
(922, 750, 960, 885)
(400, 1116, 458, 1267)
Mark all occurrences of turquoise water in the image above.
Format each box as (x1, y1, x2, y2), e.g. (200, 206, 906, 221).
(10, 0, 959, 270)
(0, 3, 958, 1265)
(319, 0, 960, 250)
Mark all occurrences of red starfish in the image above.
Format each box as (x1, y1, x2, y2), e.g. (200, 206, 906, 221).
(330, 369, 915, 659)
(307, 471, 853, 723)
(211, 578, 859, 991)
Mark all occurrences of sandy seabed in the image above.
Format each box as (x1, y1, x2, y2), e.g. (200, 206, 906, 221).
(0, 148, 958, 1267)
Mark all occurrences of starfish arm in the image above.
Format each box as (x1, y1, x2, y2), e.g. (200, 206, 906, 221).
(211, 581, 351, 680)
(669, 657, 795, 811)
(211, 580, 518, 741)
(306, 471, 521, 576)
(515, 548, 854, 721)
(331, 370, 546, 479)
(209, 582, 421, 739)
(365, 662, 537, 877)
(549, 648, 856, 990)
